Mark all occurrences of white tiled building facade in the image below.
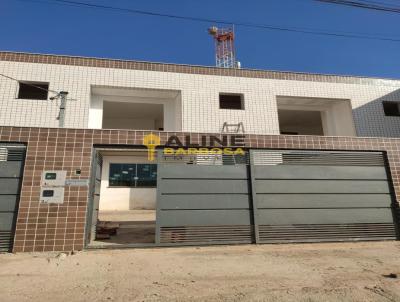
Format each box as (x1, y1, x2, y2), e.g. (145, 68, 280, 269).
(2, 52, 400, 252)
(0, 51, 400, 137)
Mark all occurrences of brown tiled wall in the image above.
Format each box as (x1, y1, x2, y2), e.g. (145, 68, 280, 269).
(0, 126, 399, 252)
(1, 51, 400, 87)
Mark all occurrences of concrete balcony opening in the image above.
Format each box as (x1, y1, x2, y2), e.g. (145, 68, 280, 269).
(102, 101, 164, 130)
(89, 86, 182, 131)
(277, 96, 356, 136)
(278, 109, 324, 135)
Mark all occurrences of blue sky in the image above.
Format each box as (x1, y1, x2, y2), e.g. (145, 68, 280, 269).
(1, 0, 400, 78)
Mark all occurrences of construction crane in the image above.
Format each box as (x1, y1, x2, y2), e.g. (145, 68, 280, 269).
(208, 26, 240, 69)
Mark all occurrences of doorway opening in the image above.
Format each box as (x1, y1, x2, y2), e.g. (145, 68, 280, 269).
(88, 148, 157, 247)
(102, 102, 164, 131)
(278, 109, 324, 135)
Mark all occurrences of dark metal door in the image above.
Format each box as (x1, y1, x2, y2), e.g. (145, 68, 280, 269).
(156, 152, 253, 245)
(0, 144, 25, 252)
(250, 150, 398, 243)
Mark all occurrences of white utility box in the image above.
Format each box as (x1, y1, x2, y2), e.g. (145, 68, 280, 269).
(41, 170, 67, 186)
(40, 187, 65, 204)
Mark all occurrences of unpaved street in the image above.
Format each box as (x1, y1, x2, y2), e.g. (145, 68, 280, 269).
(1, 241, 400, 302)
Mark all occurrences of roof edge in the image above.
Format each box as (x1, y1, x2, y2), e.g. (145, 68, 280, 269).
(1, 50, 399, 86)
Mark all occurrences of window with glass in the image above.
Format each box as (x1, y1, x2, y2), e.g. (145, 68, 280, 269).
(109, 163, 157, 187)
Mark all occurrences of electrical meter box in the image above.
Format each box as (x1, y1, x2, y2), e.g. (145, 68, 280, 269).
(40, 187, 65, 204)
(41, 170, 67, 186)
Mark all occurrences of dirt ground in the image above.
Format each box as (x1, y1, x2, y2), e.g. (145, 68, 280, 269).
(1, 241, 400, 302)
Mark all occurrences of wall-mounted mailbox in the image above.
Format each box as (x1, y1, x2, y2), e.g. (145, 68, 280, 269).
(40, 187, 64, 204)
(41, 170, 67, 186)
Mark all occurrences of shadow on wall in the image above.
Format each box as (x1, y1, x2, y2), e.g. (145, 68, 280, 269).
(353, 88, 400, 138)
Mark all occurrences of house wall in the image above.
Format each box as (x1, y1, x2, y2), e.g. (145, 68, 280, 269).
(322, 101, 356, 136)
(280, 124, 323, 135)
(2, 126, 400, 253)
(1, 52, 400, 137)
(99, 155, 156, 211)
(88, 95, 103, 129)
(102, 118, 157, 131)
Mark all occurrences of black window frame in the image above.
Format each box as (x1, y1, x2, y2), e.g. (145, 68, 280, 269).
(108, 163, 157, 188)
(219, 93, 244, 110)
(17, 81, 49, 100)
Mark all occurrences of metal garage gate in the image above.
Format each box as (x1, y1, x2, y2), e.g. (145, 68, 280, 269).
(156, 153, 253, 245)
(251, 150, 398, 243)
(0, 144, 26, 252)
(156, 149, 399, 245)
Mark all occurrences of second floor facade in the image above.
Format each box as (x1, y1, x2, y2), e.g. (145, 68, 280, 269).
(1, 51, 400, 137)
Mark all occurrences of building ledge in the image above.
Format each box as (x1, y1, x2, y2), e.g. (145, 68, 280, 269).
(1, 51, 400, 87)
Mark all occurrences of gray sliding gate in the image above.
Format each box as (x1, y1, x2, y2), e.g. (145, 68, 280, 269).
(251, 150, 398, 243)
(0, 144, 26, 252)
(156, 149, 398, 245)
(156, 153, 253, 245)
